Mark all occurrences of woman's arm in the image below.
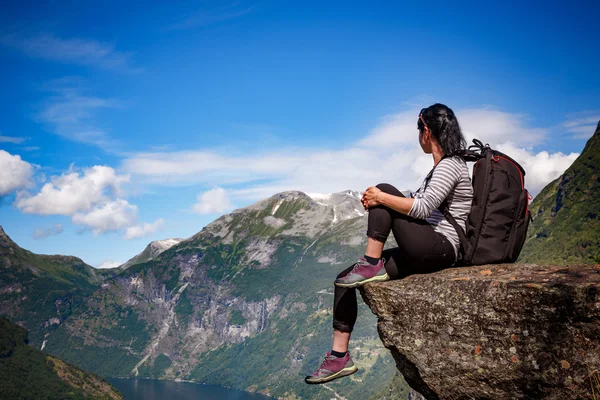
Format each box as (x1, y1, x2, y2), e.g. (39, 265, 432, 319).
(362, 187, 414, 214)
(408, 158, 462, 219)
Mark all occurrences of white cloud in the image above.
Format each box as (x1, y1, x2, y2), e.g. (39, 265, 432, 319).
(122, 105, 580, 204)
(121, 150, 299, 186)
(1, 33, 139, 72)
(14, 164, 159, 238)
(33, 224, 63, 240)
(124, 219, 164, 240)
(0, 134, 26, 144)
(73, 199, 138, 235)
(562, 112, 600, 140)
(359, 109, 424, 148)
(97, 260, 123, 269)
(15, 165, 129, 215)
(0, 150, 34, 195)
(193, 187, 233, 214)
(36, 81, 119, 148)
(359, 108, 548, 150)
(495, 143, 579, 195)
(459, 108, 548, 148)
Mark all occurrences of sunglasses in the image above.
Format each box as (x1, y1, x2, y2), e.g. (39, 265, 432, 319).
(418, 108, 427, 130)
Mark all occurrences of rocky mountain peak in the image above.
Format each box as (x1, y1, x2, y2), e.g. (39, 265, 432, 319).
(148, 238, 184, 257)
(119, 237, 184, 270)
(0, 226, 17, 255)
(308, 189, 362, 205)
(274, 190, 313, 201)
(308, 190, 365, 223)
(0, 225, 9, 242)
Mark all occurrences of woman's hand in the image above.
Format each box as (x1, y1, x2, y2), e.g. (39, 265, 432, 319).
(362, 186, 382, 210)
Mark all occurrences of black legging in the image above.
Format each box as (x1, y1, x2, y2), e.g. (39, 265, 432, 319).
(332, 183, 456, 333)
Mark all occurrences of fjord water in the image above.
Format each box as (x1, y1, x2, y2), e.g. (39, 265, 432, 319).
(107, 379, 272, 400)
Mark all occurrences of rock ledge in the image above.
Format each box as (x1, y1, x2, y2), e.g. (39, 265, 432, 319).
(360, 263, 600, 399)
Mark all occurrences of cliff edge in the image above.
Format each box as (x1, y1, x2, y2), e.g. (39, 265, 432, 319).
(360, 263, 600, 399)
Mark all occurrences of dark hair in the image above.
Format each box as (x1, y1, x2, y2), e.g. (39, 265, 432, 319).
(417, 103, 466, 156)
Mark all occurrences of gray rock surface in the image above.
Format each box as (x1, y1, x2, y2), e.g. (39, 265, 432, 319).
(360, 263, 600, 399)
(120, 238, 184, 270)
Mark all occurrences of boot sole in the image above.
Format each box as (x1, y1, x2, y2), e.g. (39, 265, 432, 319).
(334, 273, 390, 288)
(304, 365, 358, 384)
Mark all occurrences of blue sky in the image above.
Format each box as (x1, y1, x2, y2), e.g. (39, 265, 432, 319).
(1, 0, 599, 268)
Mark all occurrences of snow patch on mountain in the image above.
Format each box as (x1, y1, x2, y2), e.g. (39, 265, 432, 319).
(120, 237, 185, 269)
(149, 238, 182, 255)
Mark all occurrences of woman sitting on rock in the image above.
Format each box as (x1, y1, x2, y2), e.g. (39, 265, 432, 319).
(305, 103, 474, 384)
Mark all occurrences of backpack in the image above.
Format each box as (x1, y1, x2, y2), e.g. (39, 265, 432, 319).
(440, 139, 532, 266)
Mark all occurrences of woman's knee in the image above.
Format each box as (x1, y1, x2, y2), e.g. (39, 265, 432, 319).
(376, 183, 402, 196)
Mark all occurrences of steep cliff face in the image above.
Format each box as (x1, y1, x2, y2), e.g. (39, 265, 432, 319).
(43, 190, 409, 399)
(0, 226, 117, 346)
(520, 121, 600, 264)
(360, 264, 600, 399)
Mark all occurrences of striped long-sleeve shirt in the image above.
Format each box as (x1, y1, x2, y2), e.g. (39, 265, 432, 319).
(408, 156, 474, 258)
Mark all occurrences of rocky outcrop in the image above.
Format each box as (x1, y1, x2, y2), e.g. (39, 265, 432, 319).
(360, 263, 600, 399)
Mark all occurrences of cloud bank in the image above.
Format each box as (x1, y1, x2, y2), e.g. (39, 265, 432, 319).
(15, 165, 160, 239)
(122, 106, 582, 204)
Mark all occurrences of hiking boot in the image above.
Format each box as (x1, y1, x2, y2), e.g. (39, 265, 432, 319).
(304, 351, 358, 384)
(334, 258, 388, 288)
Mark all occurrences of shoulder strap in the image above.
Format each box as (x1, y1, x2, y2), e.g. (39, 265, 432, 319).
(439, 200, 468, 245)
(436, 139, 489, 261)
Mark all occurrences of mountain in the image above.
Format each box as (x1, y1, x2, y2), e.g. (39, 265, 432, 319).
(119, 238, 184, 270)
(0, 226, 120, 347)
(0, 317, 122, 400)
(519, 121, 600, 264)
(43, 190, 410, 399)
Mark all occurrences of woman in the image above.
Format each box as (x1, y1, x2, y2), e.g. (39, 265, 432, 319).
(305, 103, 474, 384)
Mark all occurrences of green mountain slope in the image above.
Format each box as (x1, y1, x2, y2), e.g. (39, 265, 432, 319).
(44, 191, 411, 399)
(519, 121, 600, 264)
(0, 226, 119, 346)
(0, 317, 122, 400)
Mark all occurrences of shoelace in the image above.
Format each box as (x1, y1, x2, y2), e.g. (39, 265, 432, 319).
(317, 355, 336, 371)
(349, 259, 368, 274)
(349, 258, 385, 274)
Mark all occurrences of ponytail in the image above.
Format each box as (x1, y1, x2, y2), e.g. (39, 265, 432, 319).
(417, 104, 466, 156)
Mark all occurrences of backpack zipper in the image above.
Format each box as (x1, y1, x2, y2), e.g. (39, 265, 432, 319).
(469, 155, 493, 262)
(504, 189, 529, 261)
(493, 155, 524, 189)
